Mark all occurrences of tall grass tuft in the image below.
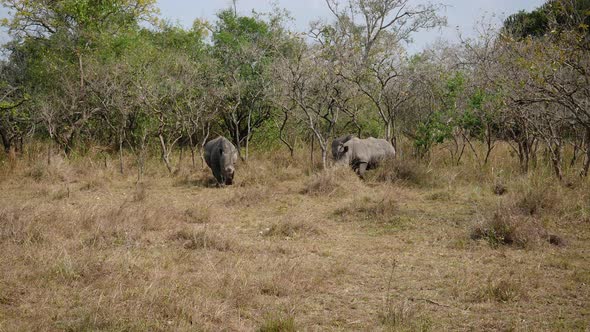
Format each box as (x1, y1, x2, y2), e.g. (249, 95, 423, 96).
(370, 157, 434, 187)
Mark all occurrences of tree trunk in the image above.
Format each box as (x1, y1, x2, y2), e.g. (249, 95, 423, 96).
(245, 108, 252, 161)
(278, 111, 294, 158)
(551, 151, 563, 181)
(18, 136, 23, 154)
(229, 111, 244, 162)
(484, 124, 494, 165)
(119, 135, 124, 174)
(310, 133, 315, 169)
(463, 132, 481, 167)
(200, 123, 211, 169)
(188, 135, 196, 169)
(158, 134, 173, 174)
(518, 140, 527, 173)
(385, 121, 392, 145)
(456, 139, 466, 165)
(235, 125, 243, 161)
(530, 139, 539, 168)
(47, 141, 52, 166)
(321, 147, 327, 170)
(137, 144, 146, 183)
(64, 144, 72, 157)
(78, 51, 84, 90)
(59, 126, 78, 157)
(516, 135, 535, 173)
(8, 146, 16, 170)
(550, 144, 563, 181)
(0, 128, 10, 154)
(582, 128, 590, 177)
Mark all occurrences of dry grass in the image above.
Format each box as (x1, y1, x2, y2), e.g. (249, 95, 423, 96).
(301, 166, 362, 196)
(0, 143, 589, 331)
(334, 192, 400, 225)
(183, 206, 212, 224)
(474, 278, 527, 303)
(170, 229, 233, 251)
(425, 190, 452, 201)
(0, 206, 46, 245)
(260, 216, 321, 238)
(227, 185, 272, 207)
(378, 302, 432, 332)
(172, 168, 216, 188)
(258, 313, 297, 332)
(369, 157, 434, 187)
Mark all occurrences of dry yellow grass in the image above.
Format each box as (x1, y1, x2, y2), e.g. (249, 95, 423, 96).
(0, 145, 589, 331)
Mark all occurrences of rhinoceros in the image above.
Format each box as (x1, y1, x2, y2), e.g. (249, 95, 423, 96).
(331, 134, 355, 160)
(333, 137, 395, 177)
(204, 136, 238, 186)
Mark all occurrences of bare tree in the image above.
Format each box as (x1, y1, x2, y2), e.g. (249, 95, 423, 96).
(323, 0, 446, 148)
(274, 39, 346, 169)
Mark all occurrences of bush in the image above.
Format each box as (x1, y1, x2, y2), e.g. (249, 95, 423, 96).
(492, 181, 507, 196)
(471, 211, 527, 248)
(516, 187, 556, 215)
(26, 163, 46, 181)
(472, 175, 568, 249)
(471, 209, 559, 248)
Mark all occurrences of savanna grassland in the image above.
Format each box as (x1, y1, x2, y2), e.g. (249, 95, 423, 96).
(1, 0, 590, 330)
(1, 144, 588, 331)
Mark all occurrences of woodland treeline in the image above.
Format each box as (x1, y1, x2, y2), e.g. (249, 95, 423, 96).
(0, 0, 589, 179)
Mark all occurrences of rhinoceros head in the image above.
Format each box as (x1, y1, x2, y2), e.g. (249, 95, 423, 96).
(219, 146, 237, 185)
(332, 135, 354, 161)
(334, 143, 351, 165)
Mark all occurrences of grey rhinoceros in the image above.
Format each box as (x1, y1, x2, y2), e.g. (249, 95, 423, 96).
(333, 137, 395, 177)
(204, 136, 238, 186)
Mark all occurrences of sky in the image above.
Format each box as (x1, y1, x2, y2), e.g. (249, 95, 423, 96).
(0, 0, 546, 53)
(154, 0, 546, 51)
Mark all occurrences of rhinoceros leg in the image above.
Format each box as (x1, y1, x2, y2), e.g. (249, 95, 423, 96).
(357, 162, 368, 178)
(212, 171, 223, 187)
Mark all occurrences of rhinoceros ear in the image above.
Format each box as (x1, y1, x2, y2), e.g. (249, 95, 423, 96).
(219, 148, 223, 155)
(342, 146, 349, 154)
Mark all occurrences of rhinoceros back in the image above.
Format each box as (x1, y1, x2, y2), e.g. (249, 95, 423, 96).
(346, 137, 395, 166)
